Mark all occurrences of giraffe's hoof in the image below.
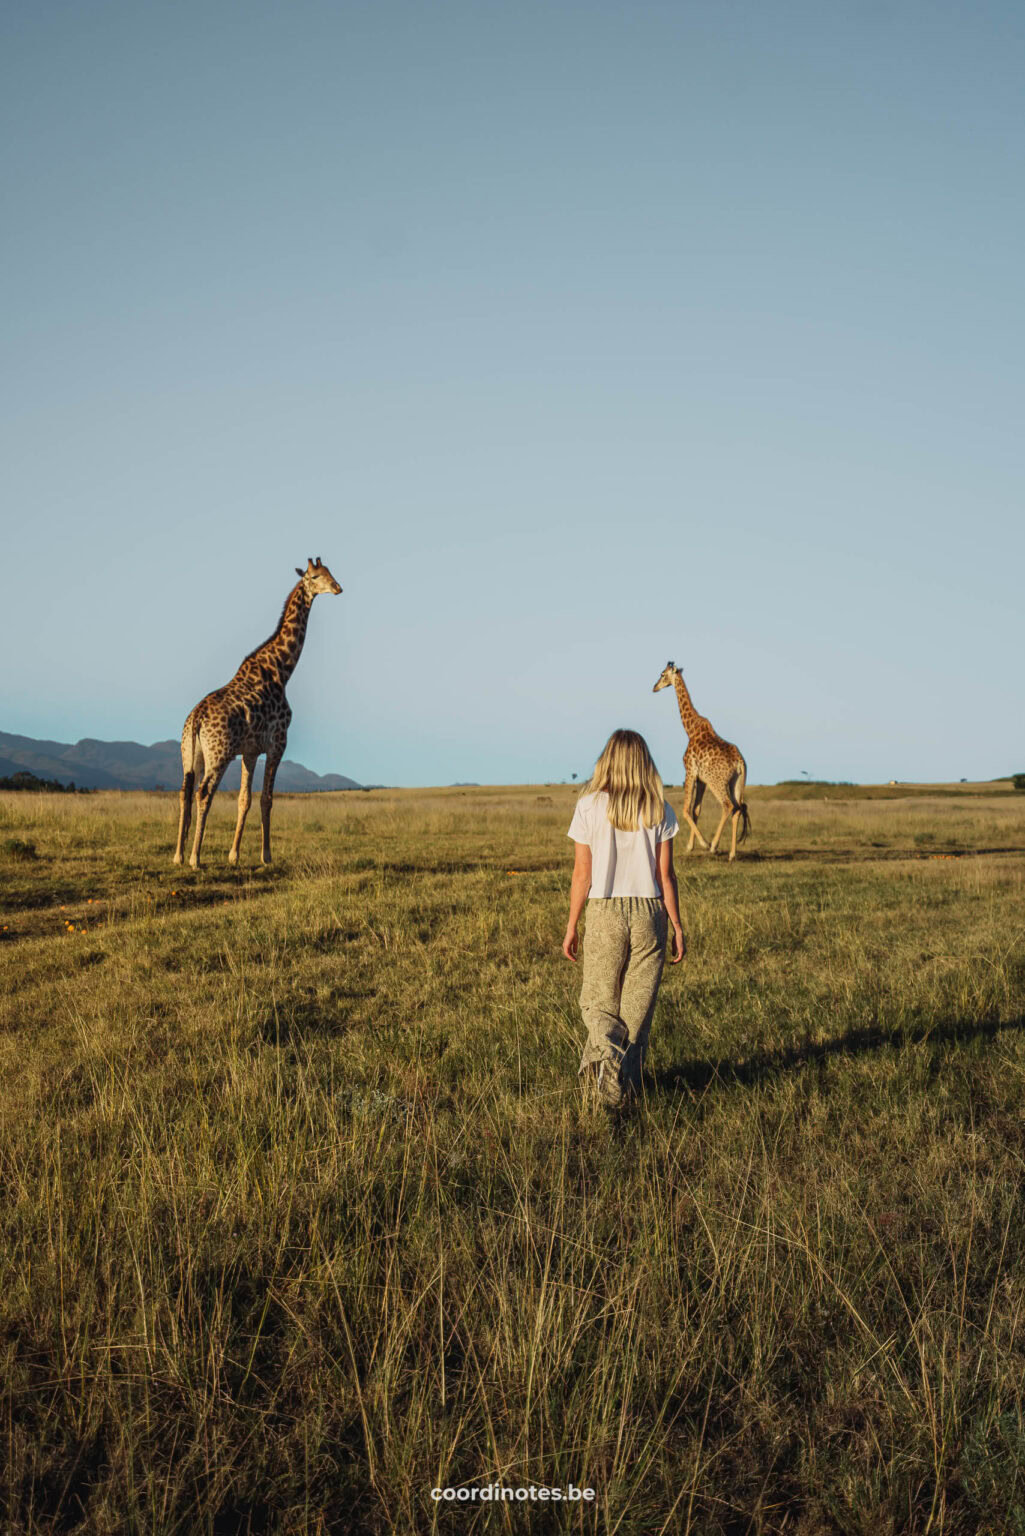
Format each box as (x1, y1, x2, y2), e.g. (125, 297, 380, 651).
(189, 858, 200, 870)
(172, 853, 182, 866)
(227, 852, 239, 866)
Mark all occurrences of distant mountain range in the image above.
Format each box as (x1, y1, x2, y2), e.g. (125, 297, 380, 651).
(0, 732, 361, 793)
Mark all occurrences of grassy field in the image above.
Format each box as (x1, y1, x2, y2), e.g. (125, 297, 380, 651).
(2, 781, 1025, 1535)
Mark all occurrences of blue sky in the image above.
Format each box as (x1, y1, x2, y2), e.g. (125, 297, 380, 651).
(3, 0, 1022, 786)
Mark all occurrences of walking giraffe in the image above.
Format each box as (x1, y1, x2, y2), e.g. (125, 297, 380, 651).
(652, 661, 750, 861)
(173, 558, 343, 869)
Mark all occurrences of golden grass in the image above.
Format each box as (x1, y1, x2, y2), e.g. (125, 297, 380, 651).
(1, 784, 1024, 1533)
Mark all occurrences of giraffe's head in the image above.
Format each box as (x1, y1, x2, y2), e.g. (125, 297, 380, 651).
(652, 660, 680, 693)
(295, 557, 343, 597)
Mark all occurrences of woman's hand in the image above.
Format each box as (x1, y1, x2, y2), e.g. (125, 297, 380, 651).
(657, 841, 686, 964)
(563, 842, 591, 963)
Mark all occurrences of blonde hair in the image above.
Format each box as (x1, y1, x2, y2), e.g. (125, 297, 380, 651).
(582, 729, 665, 832)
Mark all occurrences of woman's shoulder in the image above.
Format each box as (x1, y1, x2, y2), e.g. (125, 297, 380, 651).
(580, 790, 613, 822)
(568, 789, 599, 840)
(568, 790, 607, 837)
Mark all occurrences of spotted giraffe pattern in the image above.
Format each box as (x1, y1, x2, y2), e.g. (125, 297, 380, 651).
(652, 661, 750, 861)
(173, 558, 342, 868)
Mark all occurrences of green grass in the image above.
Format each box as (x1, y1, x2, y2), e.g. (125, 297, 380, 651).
(1, 784, 1024, 1534)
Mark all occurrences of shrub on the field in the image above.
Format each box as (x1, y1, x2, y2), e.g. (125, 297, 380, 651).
(1013, 773, 1025, 791)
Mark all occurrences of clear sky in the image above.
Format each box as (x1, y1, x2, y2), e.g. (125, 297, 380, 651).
(3, 0, 1022, 787)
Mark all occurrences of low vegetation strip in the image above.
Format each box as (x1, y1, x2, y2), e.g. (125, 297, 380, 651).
(1, 785, 1024, 1533)
(0, 771, 91, 794)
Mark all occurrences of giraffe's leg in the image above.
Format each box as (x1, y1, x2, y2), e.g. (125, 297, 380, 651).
(708, 791, 739, 855)
(729, 761, 749, 861)
(227, 752, 257, 866)
(189, 757, 231, 869)
(688, 781, 707, 852)
(681, 773, 709, 852)
(260, 747, 284, 865)
(174, 728, 201, 865)
(173, 771, 194, 865)
(728, 806, 741, 861)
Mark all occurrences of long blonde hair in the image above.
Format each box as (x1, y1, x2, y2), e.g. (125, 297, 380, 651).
(582, 729, 665, 831)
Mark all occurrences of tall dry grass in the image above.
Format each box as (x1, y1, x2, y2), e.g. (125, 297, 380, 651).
(1, 784, 1024, 1533)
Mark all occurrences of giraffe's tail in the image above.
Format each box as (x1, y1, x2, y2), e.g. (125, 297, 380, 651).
(735, 760, 750, 845)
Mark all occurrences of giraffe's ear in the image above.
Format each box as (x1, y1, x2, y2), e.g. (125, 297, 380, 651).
(295, 567, 304, 577)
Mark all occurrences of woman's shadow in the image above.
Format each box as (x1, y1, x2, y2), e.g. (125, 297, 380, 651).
(650, 1012, 1024, 1098)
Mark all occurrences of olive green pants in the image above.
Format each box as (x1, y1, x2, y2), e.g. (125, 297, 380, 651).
(579, 897, 668, 1104)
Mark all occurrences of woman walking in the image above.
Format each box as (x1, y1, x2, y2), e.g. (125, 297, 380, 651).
(563, 729, 685, 1111)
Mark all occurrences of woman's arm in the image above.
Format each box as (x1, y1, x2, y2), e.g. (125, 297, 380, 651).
(562, 842, 592, 961)
(656, 839, 686, 963)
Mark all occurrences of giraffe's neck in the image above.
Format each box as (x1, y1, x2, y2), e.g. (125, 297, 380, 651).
(250, 582, 312, 685)
(672, 674, 702, 738)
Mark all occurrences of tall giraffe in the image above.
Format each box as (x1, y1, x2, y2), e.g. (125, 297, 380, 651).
(652, 661, 750, 861)
(173, 558, 342, 869)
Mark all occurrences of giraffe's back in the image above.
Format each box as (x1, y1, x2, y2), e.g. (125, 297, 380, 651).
(685, 731, 746, 787)
(184, 676, 291, 765)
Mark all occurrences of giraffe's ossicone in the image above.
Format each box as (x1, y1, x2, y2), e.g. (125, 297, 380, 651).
(652, 661, 750, 861)
(173, 558, 343, 869)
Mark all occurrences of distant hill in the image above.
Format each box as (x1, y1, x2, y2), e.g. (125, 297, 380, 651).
(0, 732, 361, 793)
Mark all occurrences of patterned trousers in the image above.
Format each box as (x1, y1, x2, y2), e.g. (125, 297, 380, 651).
(579, 896, 668, 1105)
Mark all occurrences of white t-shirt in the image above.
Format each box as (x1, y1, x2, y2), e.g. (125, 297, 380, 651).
(568, 791, 679, 899)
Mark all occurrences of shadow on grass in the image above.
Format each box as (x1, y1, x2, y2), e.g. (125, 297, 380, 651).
(163, 874, 289, 912)
(258, 989, 377, 1045)
(378, 857, 551, 875)
(715, 845, 1025, 865)
(653, 1013, 1025, 1097)
(6, 866, 289, 919)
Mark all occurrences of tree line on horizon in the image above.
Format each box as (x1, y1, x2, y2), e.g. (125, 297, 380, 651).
(0, 771, 93, 794)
